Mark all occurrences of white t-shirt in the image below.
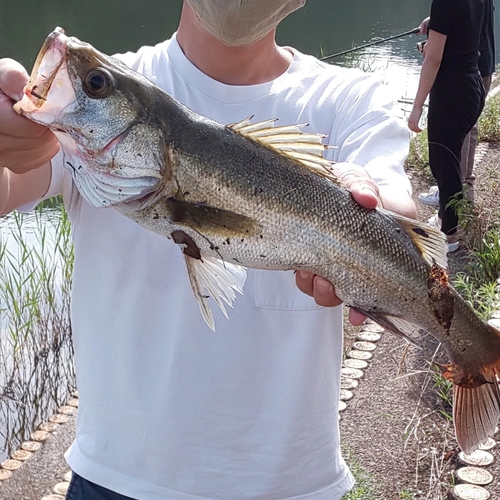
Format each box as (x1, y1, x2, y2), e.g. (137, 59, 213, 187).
(42, 34, 410, 499)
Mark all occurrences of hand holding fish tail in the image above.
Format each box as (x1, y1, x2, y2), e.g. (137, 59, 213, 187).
(0, 58, 59, 174)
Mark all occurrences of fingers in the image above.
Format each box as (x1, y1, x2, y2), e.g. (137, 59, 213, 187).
(0, 58, 60, 173)
(295, 271, 342, 307)
(407, 109, 423, 133)
(333, 163, 381, 209)
(0, 58, 29, 101)
(348, 308, 367, 326)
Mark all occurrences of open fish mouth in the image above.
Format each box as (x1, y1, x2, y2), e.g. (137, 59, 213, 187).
(13, 27, 163, 209)
(14, 28, 70, 119)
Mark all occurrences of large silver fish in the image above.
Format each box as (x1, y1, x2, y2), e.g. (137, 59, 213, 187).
(15, 28, 500, 454)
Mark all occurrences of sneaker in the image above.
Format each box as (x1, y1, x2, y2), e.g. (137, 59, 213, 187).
(418, 186, 440, 207)
(427, 214, 440, 228)
(448, 241, 459, 252)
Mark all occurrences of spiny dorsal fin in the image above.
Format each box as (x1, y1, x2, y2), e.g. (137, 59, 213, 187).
(379, 208, 448, 269)
(227, 117, 338, 182)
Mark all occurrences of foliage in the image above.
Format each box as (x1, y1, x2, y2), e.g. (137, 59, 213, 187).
(342, 447, 379, 500)
(479, 90, 500, 142)
(430, 365, 453, 421)
(406, 129, 431, 176)
(0, 203, 75, 460)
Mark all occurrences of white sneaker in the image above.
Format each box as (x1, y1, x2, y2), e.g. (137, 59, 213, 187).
(448, 241, 459, 252)
(418, 186, 440, 207)
(427, 214, 440, 228)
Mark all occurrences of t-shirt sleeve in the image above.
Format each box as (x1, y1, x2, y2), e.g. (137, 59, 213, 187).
(428, 0, 453, 35)
(327, 72, 412, 195)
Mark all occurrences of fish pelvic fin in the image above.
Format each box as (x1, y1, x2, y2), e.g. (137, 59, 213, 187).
(452, 374, 500, 454)
(380, 210, 448, 269)
(227, 117, 338, 182)
(184, 254, 247, 331)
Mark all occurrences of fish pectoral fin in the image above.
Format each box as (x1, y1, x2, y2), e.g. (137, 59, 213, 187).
(166, 197, 261, 236)
(356, 310, 422, 346)
(381, 209, 448, 269)
(453, 377, 500, 454)
(184, 253, 247, 331)
(227, 117, 338, 182)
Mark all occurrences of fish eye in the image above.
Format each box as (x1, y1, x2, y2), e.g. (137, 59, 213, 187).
(83, 68, 114, 99)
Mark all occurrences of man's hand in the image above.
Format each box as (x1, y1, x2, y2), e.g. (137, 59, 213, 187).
(0, 58, 59, 174)
(295, 163, 381, 325)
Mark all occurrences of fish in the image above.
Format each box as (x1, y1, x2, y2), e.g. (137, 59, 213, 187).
(14, 27, 500, 454)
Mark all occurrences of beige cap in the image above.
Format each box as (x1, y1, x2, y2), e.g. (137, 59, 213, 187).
(186, 0, 305, 46)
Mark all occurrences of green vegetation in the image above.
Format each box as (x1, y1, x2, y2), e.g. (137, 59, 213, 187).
(479, 89, 500, 142)
(399, 489, 416, 500)
(0, 203, 75, 458)
(342, 447, 379, 500)
(406, 128, 430, 174)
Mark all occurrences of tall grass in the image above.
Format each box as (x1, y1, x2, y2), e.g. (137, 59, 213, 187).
(0, 202, 75, 460)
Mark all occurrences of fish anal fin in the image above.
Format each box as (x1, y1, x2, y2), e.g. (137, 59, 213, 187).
(382, 210, 448, 269)
(166, 197, 261, 237)
(355, 310, 420, 346)
(453, 376, 500, 454)
(227, 118, 338, 183)
(184, 253, 247, 331)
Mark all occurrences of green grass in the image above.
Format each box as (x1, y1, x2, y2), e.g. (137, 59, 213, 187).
(0, 202, 75, 459)
(479, 90, 500, 142)
(406, 128, 430, 175)
(342, 447, 379, 500)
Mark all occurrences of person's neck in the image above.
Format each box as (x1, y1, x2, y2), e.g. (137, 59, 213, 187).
(176, 3, 293, 86)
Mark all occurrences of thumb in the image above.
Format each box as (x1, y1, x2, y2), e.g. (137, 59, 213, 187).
(0, 59, 29, 101)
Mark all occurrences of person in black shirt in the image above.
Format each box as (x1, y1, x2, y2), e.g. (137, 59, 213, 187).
(408, 0, 486, 252)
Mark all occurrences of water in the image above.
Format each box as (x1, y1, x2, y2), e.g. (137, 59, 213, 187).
(0, 0, 499, 462)
(0, 209, 75, 461)
(1, 0, 499, 107)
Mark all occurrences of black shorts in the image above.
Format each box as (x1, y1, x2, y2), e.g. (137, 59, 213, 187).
(66, 472, 136, 500)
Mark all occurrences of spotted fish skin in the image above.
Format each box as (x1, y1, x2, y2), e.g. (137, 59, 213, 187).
(14, 27, 500, 454)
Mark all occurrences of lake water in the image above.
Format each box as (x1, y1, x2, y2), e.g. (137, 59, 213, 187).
(1, 0, 499, 110)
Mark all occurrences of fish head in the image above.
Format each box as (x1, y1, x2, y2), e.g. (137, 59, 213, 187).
(15, 27, 166, 210)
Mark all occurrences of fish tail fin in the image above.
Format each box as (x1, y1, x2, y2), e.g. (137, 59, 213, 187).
(453, 371, 500, 454)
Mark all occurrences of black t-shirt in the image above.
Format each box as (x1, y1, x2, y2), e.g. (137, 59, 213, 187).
(428, 0, 485, 75)
(478, 0, 495, 77)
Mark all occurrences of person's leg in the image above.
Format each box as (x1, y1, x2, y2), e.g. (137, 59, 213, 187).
(65, 472, 137, 500)
(459, 74, 491, 198)
(427, 73, 485, 237)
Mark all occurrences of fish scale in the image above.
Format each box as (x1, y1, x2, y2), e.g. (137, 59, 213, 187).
(14, 26, 500, 455)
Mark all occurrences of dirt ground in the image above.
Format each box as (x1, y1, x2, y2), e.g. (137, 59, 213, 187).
(340, 141, 500, 499)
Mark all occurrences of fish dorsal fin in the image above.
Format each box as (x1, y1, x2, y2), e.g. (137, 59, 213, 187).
(380, 208, 448, 269)
(227, 117, 337, 182)
(184, 253, 247, 331)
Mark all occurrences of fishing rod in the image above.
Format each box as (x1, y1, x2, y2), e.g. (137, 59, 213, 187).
(320, 27, 420, 61)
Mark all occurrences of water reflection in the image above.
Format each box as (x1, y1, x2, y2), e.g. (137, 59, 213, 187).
(0, 207, 75, 462)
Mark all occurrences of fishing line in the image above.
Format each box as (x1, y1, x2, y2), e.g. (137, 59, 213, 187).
(320, 27, 420, 61)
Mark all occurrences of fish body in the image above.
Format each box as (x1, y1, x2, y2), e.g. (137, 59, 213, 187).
(14, 28, 500, 453)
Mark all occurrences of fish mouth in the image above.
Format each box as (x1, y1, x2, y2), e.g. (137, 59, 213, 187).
(13, 27, 68, 115)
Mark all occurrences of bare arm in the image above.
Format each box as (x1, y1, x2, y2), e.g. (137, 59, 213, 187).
(0, 164, 51, 215)
(0, 58, 59, 215)
(408, 29, 447, 132)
